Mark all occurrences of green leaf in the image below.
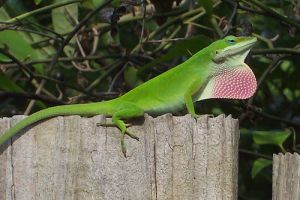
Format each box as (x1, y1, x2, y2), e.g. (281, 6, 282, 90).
(81, 0, 95, 9)
(0, 7, 46, 73)
(0, 73, 46, 109)
(52, 0, 78, 57)
(34, 0, 42, 5)
(111, 0, 121, 7)
(251, 158, 272, 179)
(0, 6, 50, 109)
(81, 0, 107, 8)
(0, 73, 23, 92)
(119, 24, 139, 49)
(124, 66, 143, 89)
(0, 30, 38, 60)
(166, 35, 211, 56)
(0, 7, 28, 57)
(197, 0, 213, 17)
(252, 130, 291, 151)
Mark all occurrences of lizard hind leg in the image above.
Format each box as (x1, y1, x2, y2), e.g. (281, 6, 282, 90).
(96, 117, 139, 140)
(107, 104, 144, 157)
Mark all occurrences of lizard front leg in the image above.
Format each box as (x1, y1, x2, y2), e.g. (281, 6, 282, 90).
(184, 80, 202, 118)
(184, 94, 200, 118)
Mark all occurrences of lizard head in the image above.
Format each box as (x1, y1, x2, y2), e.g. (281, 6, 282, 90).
(212, 35, 257, 64)
(198, 35, 257, 100)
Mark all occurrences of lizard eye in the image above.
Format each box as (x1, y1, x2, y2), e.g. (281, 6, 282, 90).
(227, 38, 236, 44)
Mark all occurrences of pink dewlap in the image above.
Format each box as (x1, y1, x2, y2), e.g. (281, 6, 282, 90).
(213, 67, 257, 99)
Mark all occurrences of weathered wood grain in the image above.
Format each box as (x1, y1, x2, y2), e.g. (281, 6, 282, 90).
(273, 153, 300, 200)
(0, 114, 239, 200)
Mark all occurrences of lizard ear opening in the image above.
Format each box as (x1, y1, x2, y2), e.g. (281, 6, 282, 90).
(198, 63, 257, 100)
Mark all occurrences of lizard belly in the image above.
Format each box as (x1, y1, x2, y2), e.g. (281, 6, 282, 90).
(135, 95, 185, 115)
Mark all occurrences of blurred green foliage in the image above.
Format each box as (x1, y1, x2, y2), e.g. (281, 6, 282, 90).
(0, 0, 300, 199)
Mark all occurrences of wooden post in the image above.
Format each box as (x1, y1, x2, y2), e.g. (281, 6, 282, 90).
(0, 114, 239, 200)
(273, 153, 300, 200)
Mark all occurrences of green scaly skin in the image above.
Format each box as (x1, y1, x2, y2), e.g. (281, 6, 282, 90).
(0, 36, 257, 156)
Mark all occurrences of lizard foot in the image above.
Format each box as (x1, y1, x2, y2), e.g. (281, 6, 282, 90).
(125, 130, 139, 141)
(121, 131, 127, 157)
(96, 122, 139, 141)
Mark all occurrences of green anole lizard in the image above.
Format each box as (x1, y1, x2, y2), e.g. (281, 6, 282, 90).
(0, 35, 257, 156)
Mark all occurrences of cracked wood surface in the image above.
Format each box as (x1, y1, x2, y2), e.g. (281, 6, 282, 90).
(0, 114, 239, 200)
(273, 153, 300, 200)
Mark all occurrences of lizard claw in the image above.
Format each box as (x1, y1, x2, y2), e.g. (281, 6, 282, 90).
(125, 130, 139, 141)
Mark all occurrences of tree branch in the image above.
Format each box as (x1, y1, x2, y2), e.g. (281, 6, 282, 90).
(252, 48, 300, 55)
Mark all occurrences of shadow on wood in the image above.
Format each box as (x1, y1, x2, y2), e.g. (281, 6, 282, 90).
(0, 114, 239, 200)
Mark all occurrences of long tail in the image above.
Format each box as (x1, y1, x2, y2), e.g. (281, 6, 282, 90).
(0, 101, 115, 146)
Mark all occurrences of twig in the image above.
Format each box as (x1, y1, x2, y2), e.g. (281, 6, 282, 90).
(241, 0, 300, 29)
(12, 0, 111, 113)
(239, 148, 273, 160)
(0, 55, 120, 67)
(130, 1, 222, 54)
(142, 38, 187, 44)
(252, 33, 274, 48)
(252, 48, 300, 55)
(237, 2, 266, 15)
(4, 27, 62, 42)
(90, 27, 99, 55)
(0, 46, 99, 97)
(33, 74, 98, 97)
(108, 62, 129, 92)
(31, 6, 189, 48)
(224, 100, 300, 127)
(72, 37, 93, 71)
(86, 59, 124, 92)
(152, 25, 182, 54)
(210, 15, 224, 38)
(5, 0, 81, 23)
(24, 79, 45, 114)
(184, 0, 195, 38)
(28, 20, 65, 41)
(47, 0, 112, 72)
(64, 5, 93, 71)
(248, 56, 285, 106)
(0, 91, 66, 105)
(249, 105, 300, 127)
(0, 46, 48, 113)
(30, 79, 57, 99)
(184, 22, 214, 32)
(0, 47, 33, 76)
(137, 0, 147, 52)
(222, 0, 238, 35)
